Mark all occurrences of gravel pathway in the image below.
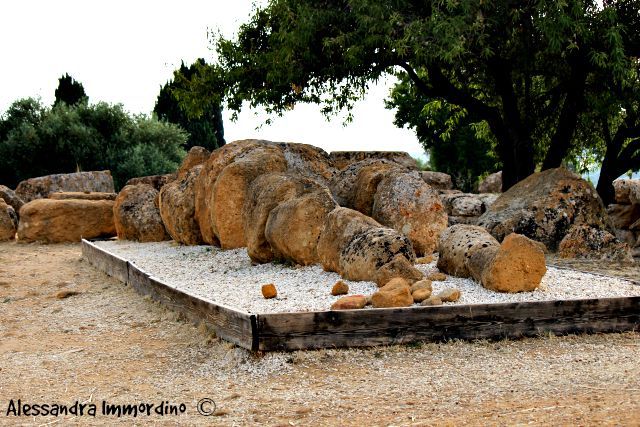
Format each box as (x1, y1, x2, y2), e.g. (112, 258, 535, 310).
(96, 240, 640, 314)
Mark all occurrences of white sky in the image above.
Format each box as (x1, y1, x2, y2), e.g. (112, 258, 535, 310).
(0, 0, 425, 157)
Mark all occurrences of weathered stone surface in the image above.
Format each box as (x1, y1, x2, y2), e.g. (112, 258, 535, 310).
(0, 199, 18, 240)
(371, 279, 413, 308)
(412, 287, 432, 303)
(159, 165, 204, 245)
(177, 146, 210, 177)
(317, 207, 381, 273)
(477, 167, 612, 250)
(437, 288, 461, 302)
(448, 216, 479, 226)
(17, 199, 115, 243)
(125, 174, 176, 191)
(437, 224, 499, 278)
(331, 281, 349, 296)
(265, 188, 338, 265)
(330, 151, 418, 171)
(329, 159, 403, 212)
(113, 184, 168, 242)
(0, 185, 24, 215)
(410, 279, 432, 293)
(613, 179, 640, 204)
(615, 229, 637, 247)
(427, 272, 447, 282)
(558, 225, 633, 262)
(607, 203, 640, 230)
(195, 139, 265, 245)
(420, 171, 453, 190)
(372, 172, 448, 256)
(421, 296, 443, 306)
(262, 283, 277, 299)
(331, 295, 367, 310)
(277, 142, 337, 185)
(244, 173, 321, 263)
(451, 196, 483, 217)
(473, 233, 547, 292)
(374, 254, 424, 287)
(339, 227, 416, 282)
(211, 145, 287, 248)
(16, 171, 115, 203)
(438, 225, 546, 293)
(477, 193, 500, 211)
(415, 255, 434, 264)
(478, 171, 502, 193)
(49, 192, 117, 201)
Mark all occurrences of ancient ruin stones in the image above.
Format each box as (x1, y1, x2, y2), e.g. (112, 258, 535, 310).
(113, 184, 168, 242)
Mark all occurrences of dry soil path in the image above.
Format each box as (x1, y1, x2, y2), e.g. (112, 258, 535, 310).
(0, 241, 639, 426)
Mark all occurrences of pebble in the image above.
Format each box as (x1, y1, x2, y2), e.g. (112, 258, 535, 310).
(331, 280, 349, 296)
(261, 284, 277, 299)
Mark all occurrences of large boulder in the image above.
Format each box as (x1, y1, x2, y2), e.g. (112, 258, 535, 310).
(158, 165, 204, 245)
(477, 167, 612, 251)
(607, 203, 640, 229)
(419, 171, 453, 190)
(330, 151, 418, 170)
(15, 171, 115, 203)
(113, 184, 168, 242)
(316, 207, 381, 273)
(277, 142, 337, 186)
(372, 172, 448, 255)
(265, 188, 338, 265)
(0, 199, 18, 241)
(558, 225, 633, 262)
(194, 139, 265, 245)
(613, 179, 640, 204)
(17, 199, 115, 243)
(211, 145, 287, 248)
(48, 192, 117, 201)
(176, 146, 211, 177)
(438, 225, 546, 292)
(244, 173, 325, 263)
(125, 174, 176, 191)
(339, 227, 416, 282)
(0, 185, 24, 215)
(478, 171, 502, 193)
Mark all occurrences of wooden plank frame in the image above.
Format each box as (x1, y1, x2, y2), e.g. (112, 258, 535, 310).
(82, 239, 640, 352)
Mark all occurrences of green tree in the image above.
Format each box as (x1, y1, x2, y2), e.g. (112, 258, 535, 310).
(386, 73, 500, 192)
(154, 59, 225, 151)
(0, 98, 186, 189)
(177, 0, 639, 200)
(54, 73, 87, 107)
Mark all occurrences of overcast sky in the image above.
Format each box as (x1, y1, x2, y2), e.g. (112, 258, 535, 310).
(0, 0, 425, 157)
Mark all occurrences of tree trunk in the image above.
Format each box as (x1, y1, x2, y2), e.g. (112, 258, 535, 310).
(596, 160, 618, 206)
(489, 120, 536, 191)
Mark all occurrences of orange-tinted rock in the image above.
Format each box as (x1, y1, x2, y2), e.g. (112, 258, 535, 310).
(412, 288, 432, 303)
(113, 184, 168, 242)
(159, 165, 204, 245)
(261, 283, 277, 299)
(0, 185, 24, 214)
(211, 145, 287, 248)
(0, 198, 18, 241)
(331, 281, 349, 296)
(372, 171, 448, 255)
(371, 281, 413, 308)
(125, 174, 175, 191)
(330, 151, 418, 171)
(17, 199, 115, 243)
(436, 288, 461, 302)
(177, 146, 210, 178)
(265, 188, 337, 265)
(277, 142, 337, 185)
(375, 254, 424, 287)
(420, 171, 453, 191)
(331, 295, 367, 310)
(437, 224, 499, 278)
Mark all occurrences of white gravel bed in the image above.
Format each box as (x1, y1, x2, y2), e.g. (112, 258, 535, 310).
(94, 240, 640, 314)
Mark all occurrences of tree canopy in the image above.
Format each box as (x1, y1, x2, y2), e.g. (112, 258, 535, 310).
(54, 73, 87, 107)
(154, 59, 225, 151)
(179, 0, 639, 202)
(0, 98, 186, 189)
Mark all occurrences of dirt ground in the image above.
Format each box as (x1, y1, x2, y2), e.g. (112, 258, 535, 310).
(0, 241, 639, 426)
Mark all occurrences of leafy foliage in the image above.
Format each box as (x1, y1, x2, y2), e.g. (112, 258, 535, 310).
(0, 98, 186, 190)
(54, 73, 87, 107)
(154, 59, 225, 151)
(178, 0, 639, 200)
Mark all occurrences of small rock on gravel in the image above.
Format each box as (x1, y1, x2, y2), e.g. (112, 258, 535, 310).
(261, 284, 277, 299)
(421, 296, 443, 306)
(331, 280, 349, 296)
(427, 272, 447, 281)
(410, 279, 432, 293)
(372, 280, 413, 308)
(437, 288, 461, 302)
(412, 288, 432, 303)
(331, 295, 367, 310)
